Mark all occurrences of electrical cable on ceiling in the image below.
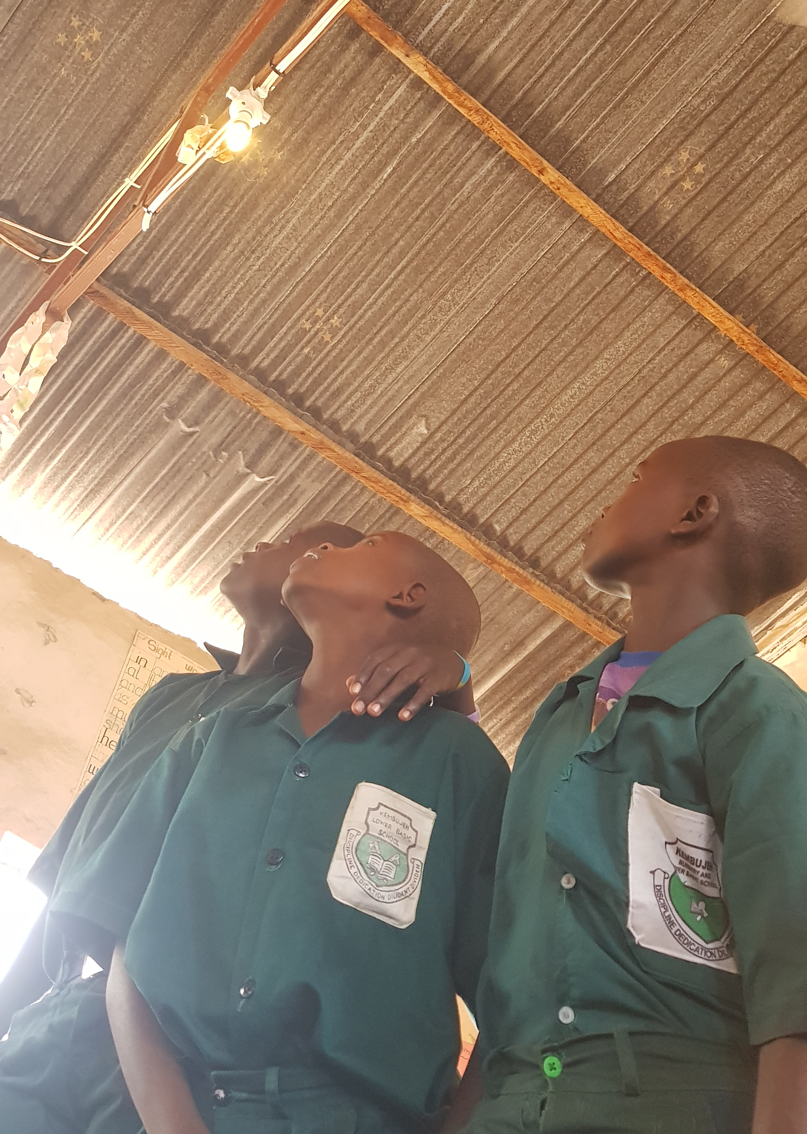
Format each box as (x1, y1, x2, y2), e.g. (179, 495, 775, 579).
(0, 124, 177, 263)
(0, 0, 350, 265)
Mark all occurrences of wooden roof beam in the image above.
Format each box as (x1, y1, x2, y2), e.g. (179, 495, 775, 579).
(0, 0, 346, 350)
(84, 280, 620, 645)
(346, 0, 807, 403)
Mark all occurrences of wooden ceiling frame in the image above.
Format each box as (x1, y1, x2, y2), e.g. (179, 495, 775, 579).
(0, 0, 350, 352)
(346, 0, 807, 403)
(85, 280, 621, 644)
(8, 2, 807, 646)
(3, 228, 621, 643)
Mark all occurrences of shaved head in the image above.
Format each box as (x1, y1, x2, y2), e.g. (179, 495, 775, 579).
(283, 529, 481, 656)
(386, 532, 482, 655)
(676, 436, 807, 606)
(584, 435, 807, 611)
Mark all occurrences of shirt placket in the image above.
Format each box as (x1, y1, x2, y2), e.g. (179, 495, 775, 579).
(226, 710, 325, 1065)
(546, 687, 630, 1041)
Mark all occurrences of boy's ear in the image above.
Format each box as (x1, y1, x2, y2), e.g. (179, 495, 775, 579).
(387, 581, 427, 612)
(671, 492, 720, 539)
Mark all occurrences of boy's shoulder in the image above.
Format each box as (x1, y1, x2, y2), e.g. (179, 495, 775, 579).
(126, 669, 219, 718)
(716, 653, 807, 714)
(698, 652, 807, 751)
(398, 705, 509, 781)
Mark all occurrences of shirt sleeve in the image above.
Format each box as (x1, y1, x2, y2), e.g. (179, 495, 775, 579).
(48, 717, 216, 969)
(450, 752, 510, 1017)
(29, 702, 151, 897)
(704, 704, 807, 1044)
(27, 678, 178, 896)
(28, 775, 103, 898)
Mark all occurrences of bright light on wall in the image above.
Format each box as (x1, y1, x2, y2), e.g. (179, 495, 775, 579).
(0, 831, 45, 984)
(0, 490, 243, 652)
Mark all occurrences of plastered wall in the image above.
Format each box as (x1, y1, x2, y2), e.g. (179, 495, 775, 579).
(0, 537, 213, 849)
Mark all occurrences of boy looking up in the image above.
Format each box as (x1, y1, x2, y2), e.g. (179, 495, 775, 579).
(50, 531, 508, 1134)
(469, 437, 807, 1134)
(0, 522, 362, 1134)
(0, 522, 474, 1134)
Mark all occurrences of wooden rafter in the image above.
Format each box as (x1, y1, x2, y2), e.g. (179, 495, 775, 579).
(84, 280, 620, 645)
(346, 0, 807, 403)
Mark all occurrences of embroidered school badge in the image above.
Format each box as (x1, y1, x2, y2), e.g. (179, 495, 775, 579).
(627, 782, 738, 972)
(327, 782, 436, 928)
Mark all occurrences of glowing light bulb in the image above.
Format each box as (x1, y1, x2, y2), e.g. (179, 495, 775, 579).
(224, 115, 253, 152)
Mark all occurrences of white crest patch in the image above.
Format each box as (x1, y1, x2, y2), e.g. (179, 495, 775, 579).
(327, 782, 436, 929)
(627, 783, 738, 973)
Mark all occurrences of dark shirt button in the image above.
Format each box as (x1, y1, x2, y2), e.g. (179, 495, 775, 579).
(293, 762, 310, 779)
(266, 848, 284, 870)
(239, 978, 256, 999)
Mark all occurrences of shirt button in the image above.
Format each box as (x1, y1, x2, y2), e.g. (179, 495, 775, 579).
(542, 1054, 563, 1079)
(560, 873, 577, 890)
(265, 848, 284, 870)
(293, 762, 310, 779)
(239, 978, 256, 999)
(558, 1006, 575, 1025)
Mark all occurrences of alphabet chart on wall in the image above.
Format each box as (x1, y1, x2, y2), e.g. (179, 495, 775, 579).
(75, 630, 208, 795)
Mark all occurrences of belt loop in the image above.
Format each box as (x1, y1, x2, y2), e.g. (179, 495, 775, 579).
(613, 1030, 640, 1097)
(264, 1066, 280, 1101)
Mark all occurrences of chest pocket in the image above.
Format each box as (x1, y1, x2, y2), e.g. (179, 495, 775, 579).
(627, 783, 738, 974)
(327, 782, 436, 929)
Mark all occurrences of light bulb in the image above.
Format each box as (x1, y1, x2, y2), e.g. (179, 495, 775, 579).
(224, 117, 253, 152)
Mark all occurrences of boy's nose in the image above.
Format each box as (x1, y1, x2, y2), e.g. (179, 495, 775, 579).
(317, 542, 334, 552)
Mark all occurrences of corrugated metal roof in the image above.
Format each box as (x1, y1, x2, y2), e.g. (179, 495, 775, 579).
(3, 0, 807, 759)
(0, 246, 599, 757)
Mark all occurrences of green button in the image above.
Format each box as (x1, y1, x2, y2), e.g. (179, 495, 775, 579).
(542, 1054, 562, 1079)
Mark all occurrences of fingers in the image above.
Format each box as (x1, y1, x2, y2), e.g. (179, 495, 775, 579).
(348, 648, 427, 716)
(346, 645, 405, 701)
(398, 680, 441, 721)
(361, 665, 428, 717)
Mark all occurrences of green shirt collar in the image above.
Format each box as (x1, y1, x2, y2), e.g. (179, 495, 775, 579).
(570, 614, 757, 709)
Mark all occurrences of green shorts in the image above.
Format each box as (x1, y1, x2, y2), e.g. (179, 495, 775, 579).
(465, 1033, 756, 1134)
(0, 972, 141, 1134)
(190, 1066, 410, 1134)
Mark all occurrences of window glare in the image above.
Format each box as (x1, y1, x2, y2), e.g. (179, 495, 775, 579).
(0, 832, 45, 983)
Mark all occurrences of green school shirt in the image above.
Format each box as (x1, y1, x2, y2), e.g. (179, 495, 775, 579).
(52, 682, 509, 1125)
(33, 645, 307, 978)
(479, 614, 807, 1059)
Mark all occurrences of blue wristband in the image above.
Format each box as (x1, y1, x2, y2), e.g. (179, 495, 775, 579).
(455, 653, 471, 689)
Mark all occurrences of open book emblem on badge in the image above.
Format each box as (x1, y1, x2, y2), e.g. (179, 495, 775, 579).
(355, 804, 417, 888)
(328, 783, 436, 929)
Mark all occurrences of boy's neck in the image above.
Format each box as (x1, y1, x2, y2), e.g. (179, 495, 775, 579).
(234, 612, 309, 676)
(623, 568, 741, 653)
(296, 623, 400, 737)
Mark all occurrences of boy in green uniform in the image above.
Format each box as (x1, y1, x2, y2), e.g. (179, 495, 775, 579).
(0, 522, 476, 1134)
(0, 522, 362, 1133)
(465, 437, 807, 1134)
(49, 531, 508, 1134)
